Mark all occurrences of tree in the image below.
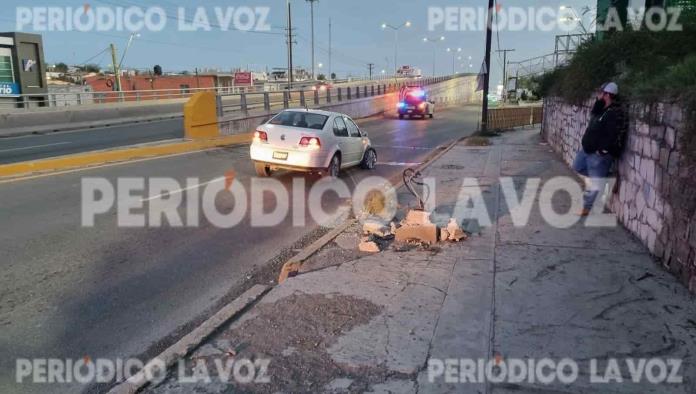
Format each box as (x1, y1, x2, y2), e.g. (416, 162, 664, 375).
(331, 72, 336, 80)
(153, 65, 163, 76)
(81, 64, 100, 73)
(317, 73, 326, 80)
(54, 62, 68, 73)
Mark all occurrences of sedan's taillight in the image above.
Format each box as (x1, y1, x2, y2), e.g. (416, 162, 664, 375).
(254, 130, 268, 142)
(299, 136, 321, 149)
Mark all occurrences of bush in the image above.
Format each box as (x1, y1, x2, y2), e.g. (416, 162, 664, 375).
(538, 8, 696, 164)
(538, 8, 696, 103)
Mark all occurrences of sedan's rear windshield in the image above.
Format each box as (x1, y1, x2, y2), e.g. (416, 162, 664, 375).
(269, 111, 328, 130)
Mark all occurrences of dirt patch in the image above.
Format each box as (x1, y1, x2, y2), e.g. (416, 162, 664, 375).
(166, 293, 412, 393)
(300, 246, 366, 273)
(463, 136, 491, 146)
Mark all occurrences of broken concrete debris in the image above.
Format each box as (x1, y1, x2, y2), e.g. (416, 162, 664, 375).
(446, 218, 468, 242)
(394, 209, 439, 245)
(358, 211, 472, 252)
(362, 221, 391, 238)
(393, 210, 470, 245)
(358, 240, 381, 253)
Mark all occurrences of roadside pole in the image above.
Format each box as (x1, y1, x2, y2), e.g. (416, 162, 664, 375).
(480, 0, 494, 133)
(109, 43, 121, 92)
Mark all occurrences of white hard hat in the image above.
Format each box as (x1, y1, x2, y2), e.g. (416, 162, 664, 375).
(603, 82, 618, 95)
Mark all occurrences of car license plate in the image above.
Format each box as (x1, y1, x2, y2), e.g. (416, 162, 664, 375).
(273, 151, 288, 160)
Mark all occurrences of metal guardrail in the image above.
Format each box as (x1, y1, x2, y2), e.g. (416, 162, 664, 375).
(216, 75, 459, 116)
(487, 105, 543, 130)
(0, 75, 419, 111)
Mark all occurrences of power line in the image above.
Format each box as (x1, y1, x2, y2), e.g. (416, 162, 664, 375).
(76, 47, 110, 66)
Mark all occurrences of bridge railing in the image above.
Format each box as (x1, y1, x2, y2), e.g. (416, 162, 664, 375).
(216, 75, 460, 116)
(0, 75, 430, 112)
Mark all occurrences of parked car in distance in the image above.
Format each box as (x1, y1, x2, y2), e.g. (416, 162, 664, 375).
(250, 109, 377, 177)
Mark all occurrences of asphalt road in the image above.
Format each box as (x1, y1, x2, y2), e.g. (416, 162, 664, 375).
(0, 106, 480, 393)
(0, 119, 184, 164)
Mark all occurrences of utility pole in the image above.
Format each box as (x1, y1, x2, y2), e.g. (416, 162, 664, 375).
(495, 49, 515, 102)
(480, 0, 494, 133)
(367, 63, 374, 80)
(109, 43, 121, 92)
(306, 0, 319, 80)
(286, 0, 295, 89)
(328, 18, 332, 79)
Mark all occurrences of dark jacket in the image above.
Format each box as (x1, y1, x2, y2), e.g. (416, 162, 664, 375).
(581, 100, 623, 156)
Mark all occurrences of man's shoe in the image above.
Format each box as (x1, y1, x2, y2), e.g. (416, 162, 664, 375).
(578, 208, 590, 217)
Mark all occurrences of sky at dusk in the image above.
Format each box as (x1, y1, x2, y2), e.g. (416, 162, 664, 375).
(0, 0, 607, 84)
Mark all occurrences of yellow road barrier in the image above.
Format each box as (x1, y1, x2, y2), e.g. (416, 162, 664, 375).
(0, 134, 252, 179)
(184, 91, 220, 139)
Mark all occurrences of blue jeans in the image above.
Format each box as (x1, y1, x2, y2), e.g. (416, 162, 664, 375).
(573, 150, 613, 210)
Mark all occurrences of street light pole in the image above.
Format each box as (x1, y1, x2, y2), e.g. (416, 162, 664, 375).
(381, 21, 411, 74)
(447, 47, 461, 74)
(481, 0, 494, 133)
(423, 36, 445, 77)
(306, 0, 319, 80)
(110, 32, 139, 92)
(495, 49, 515, 102)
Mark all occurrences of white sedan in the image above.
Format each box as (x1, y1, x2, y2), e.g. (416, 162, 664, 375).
(250, 109, 377, 177)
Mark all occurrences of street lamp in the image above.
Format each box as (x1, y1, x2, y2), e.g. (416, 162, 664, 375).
(423, 36, 445, 77)
(111, 32, 140, 92)
(381, 21, 411, 74)
(446, 47, 462, 74)
(119, 32, 140, 71)
(558, 5, 591, 35)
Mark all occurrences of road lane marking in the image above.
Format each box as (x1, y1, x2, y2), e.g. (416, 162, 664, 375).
(372, 145, 433, 150)
(140, 176, 225, 202)
(379, 162, 422, 167)
(0, 148, 234, 185)
(0, 142, 71, 153)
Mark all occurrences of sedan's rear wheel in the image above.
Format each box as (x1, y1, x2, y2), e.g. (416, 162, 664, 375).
(254, 162, 271, 177)
(327, 154, 341, 178)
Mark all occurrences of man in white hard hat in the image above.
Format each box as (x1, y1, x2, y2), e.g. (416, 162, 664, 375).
(572, 82, 626, 216)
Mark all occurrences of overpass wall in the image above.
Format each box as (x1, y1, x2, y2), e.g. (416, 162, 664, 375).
(218, 75, 481, 136)
(0, 75, 479, 138)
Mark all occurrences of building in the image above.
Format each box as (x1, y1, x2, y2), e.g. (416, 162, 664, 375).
(0, 32, 48, 108)
(83, 73, 217, 102)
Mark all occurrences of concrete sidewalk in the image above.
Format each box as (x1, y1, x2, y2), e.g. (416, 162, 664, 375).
(145, 128, 696, 393)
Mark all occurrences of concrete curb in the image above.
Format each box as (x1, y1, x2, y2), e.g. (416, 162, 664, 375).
(0, 133, 252, 179)
(107, 284, 270, 394)
(277, 132, 469, 282)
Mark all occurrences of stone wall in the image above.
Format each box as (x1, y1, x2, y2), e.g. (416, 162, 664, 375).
(541, 96, 696, 293)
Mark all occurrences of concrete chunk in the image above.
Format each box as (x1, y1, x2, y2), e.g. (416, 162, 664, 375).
(403, 210, 432, 226)
(395, 224, 438, 245)
(359, 241, 381, 253)
(446, 218, 468, 242)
